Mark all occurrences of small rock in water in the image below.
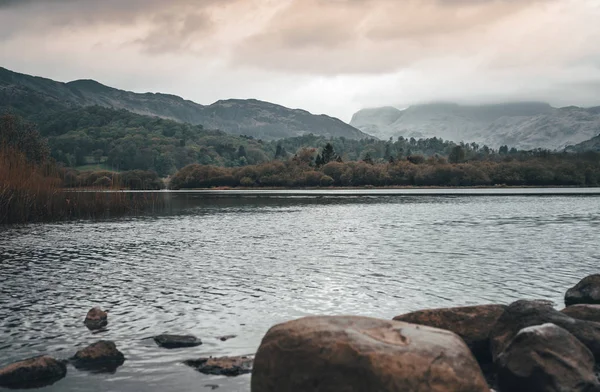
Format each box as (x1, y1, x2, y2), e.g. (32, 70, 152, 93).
(154, 334, 203, 349)
(184, 356, 253, 376)
(0, 355, 67, 389)
(84, 307, 108, 330)
(204, 384, 220, 390)
(71, 341, 125, 372)
(497, 323, 600, 392)
(565, 274, 600, 306)
(217, 335, 237, 342)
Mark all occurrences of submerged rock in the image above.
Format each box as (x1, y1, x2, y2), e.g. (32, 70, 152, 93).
(490, 299, 600, 361)
(562, 304, 600, 323)
(0, 356, 67, 389)
(84, 307, 108, 330)
(154, 334, 203, 349)
(497, 323, 600, 392)
(184, 356, 253, 376)
(565, 274, 600, 306)
(217, 335, 237, 342)
(393, 304, 505, 363)
(71, 341, 125, 371)
(252, 315, 489, 392)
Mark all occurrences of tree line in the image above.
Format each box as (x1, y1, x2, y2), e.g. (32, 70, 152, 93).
(170, 143, 600, 189)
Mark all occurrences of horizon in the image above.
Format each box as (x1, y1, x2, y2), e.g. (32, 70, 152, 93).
(1, 0, 599, 122)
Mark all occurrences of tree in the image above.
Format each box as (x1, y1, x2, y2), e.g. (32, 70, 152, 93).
(0, 114, 50, 164)
(315, 154, 323, 167)
(449, 145, 466, 164)
(92, 149, 103, 165)
(321, 143, 336, 165)
(275, 144, 285, 159)
(363, 152, 374, 165)
(237, 145, 247, 158)
(384, 143, 392, 161)
(499, 145, 509, 155)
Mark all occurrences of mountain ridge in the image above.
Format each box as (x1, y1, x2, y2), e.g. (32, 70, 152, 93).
(0, 67, 370, 140)
(351, 101, 600, 150)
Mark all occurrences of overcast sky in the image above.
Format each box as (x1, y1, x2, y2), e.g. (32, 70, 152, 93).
(1, 0, 599, 121)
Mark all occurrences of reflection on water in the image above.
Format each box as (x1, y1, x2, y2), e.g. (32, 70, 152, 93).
(1, 192, 599, 391)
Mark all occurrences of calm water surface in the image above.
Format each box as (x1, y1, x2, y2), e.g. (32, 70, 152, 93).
(1, 190, 599, 391)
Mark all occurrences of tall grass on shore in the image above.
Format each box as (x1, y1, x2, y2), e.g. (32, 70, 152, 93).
(1, 113, 163, 224)
(0, 146, 162, 224)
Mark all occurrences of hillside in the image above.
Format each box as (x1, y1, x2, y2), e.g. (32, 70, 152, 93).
(565, 133, 600, 152)
(351, 102, 600, 150)
(0, 67, 369, 140)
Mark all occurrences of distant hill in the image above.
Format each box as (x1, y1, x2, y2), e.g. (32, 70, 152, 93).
(565, 133, 600, 152)
(0, 67, 370, 140)
(351, 102, 600, 150)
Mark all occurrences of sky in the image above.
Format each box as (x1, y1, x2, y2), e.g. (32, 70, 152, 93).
(1, 0, 599, 121)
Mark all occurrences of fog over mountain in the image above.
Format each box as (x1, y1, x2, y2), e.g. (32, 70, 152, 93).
(351, 102, 600, 150)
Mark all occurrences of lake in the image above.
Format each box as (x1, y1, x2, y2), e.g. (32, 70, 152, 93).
(1, 189, 599, 391)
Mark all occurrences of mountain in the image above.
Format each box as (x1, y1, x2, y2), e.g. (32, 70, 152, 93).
(0, 67, 370, 140)
(565, 133, 600, 152)
(350, 102, 600, 150)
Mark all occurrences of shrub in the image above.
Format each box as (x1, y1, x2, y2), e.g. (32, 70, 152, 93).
(320, 175, 334, 187)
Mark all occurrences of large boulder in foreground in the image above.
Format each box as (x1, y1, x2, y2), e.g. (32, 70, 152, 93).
(252, 315, 490, 392)
(562, 304, 600, 323)
(72, 341, 125, 371)
(565, 274, 600, 306)
(490, 300, 600, 361)
(497, 323, 600, 392)
(393, 304, 505, 363)
(154, 334, 203, 349)
(185, 356, 253, 376)
(0, 356, 66, 389)
(84, 307, 108, 330)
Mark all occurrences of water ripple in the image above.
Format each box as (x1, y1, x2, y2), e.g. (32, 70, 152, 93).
(0, 194, 599, 391)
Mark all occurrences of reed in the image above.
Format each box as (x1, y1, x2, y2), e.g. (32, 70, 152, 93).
(0, 146, 162, 224)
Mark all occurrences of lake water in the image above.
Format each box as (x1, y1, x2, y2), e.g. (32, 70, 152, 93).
(1, 189, 599, 391)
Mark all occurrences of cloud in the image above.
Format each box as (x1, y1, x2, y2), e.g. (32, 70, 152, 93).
(0, 0, 599, 121)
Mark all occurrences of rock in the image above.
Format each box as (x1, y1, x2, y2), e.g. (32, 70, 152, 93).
(84, 307, 108, 330)
(562, 304, 600, 323)
(71, 341, 125, 371)
(566, 275, 600, 306)
(0, 356, 67, 389)
(153, 334, 203, 349)
(217, 335, 237, 342)
(251, 315, 490, 392)
(496, 323, 600, 392)
(393, 304, 505, 363)
(184, 356, 253, 376)
(490, 299, 600, 361)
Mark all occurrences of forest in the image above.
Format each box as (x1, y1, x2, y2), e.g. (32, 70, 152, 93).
(2, 107, 600, 194)
(9, 105, 482, 175)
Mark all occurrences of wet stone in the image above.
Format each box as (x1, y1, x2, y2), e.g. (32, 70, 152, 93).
(154, 334, 203, 349)
(84, 307, 108, 330)
(184, 356, 253, 376)
(71, 341, 125, 372)
(0, 355, 67, 389)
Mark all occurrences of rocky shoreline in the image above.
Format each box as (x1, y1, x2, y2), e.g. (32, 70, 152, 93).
(1, 274, 599, 391)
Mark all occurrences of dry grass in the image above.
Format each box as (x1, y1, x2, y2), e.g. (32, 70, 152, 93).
(0, 147, 162, 224)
